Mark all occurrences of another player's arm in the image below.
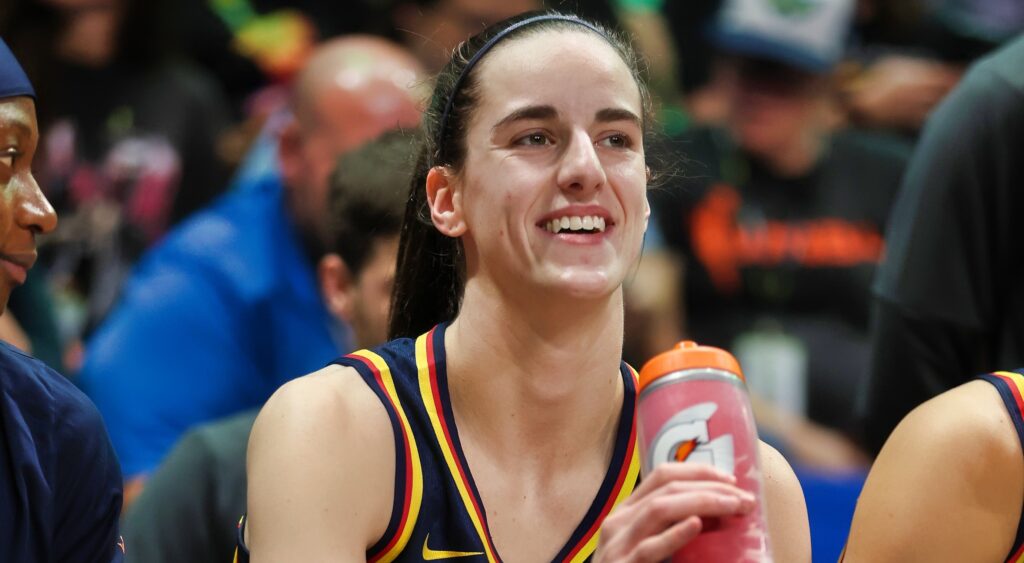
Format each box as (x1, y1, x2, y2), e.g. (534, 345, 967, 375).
(844, 381, 1024, 562)
(246, 365, 395, 562)
(759, 442, 812, 563)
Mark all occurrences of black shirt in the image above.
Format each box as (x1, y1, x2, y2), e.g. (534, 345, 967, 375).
(651, 126, 909, 430)
(859, 34, 1024, 453)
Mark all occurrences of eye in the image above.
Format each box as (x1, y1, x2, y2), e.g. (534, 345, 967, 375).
(0, 150, 16, 168)
(514, 132, 552, 146)
(599, 134, 632, 149)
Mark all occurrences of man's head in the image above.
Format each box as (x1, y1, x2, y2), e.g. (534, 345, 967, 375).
(278, 36, 424, 261)
(318, 129, 417, 350)
(0, 39, 57, 315)
(709, 0, 853, 166)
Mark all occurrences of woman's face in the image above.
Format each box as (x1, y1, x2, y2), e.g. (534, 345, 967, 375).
(450, 30, 649, 301)
(0, 97, 57, 313)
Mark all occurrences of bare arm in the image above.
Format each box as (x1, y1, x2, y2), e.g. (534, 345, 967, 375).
(759, 442, 811, 563)
(246, 365, 395, 562)
(844, 381, 1023, 562)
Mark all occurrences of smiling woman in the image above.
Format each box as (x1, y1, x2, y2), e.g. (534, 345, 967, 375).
(241, 11, 809, 563)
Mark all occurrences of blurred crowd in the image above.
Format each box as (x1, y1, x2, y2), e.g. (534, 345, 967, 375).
(1, 0, 1023, 560)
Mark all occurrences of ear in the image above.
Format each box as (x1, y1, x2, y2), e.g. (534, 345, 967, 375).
(643, 194, 651, 232)
(277, 119, 302, 189)
(318, 253, 355, 323)
(426, 166, 467, 237)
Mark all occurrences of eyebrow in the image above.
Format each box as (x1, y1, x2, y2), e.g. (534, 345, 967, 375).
(491, 105, 558, 131)
(595, 108, 642, 129)
(491, 104, 643, 132)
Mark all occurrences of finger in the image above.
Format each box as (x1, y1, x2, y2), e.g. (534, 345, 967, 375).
(627, 463, 735, 503)
(630, 516, 702, 563)
(619, 477, 753, 522)
(645, 479, 756, 505)
(609, 490, 753, 555)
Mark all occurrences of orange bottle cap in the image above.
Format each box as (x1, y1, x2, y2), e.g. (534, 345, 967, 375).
(638, 341, 745, 392)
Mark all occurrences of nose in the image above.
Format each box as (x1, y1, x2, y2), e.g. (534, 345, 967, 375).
(15, 173, 57, 235)
(556, 130, 606, 196)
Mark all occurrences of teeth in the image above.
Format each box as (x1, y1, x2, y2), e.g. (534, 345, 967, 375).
(543, 215, 608, 234)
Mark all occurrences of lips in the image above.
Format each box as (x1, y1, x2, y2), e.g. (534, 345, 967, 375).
(0, 252, 36, 285)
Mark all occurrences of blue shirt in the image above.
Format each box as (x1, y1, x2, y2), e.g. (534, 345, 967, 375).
(79, 172, 348, 477)
(0, 341, 124, 562)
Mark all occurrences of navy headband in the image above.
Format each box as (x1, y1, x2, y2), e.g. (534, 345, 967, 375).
(0, 38, 34, 100)
(436, 13, 606, 162)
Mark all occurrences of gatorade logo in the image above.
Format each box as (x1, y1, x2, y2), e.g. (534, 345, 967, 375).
(649, 402, 735, 474)
(769, 0, 818, 17)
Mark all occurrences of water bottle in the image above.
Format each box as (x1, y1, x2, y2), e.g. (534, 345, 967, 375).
(637, 341, 771, 562)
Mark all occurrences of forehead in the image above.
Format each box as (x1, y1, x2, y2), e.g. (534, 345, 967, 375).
(472, 30, 642, 117)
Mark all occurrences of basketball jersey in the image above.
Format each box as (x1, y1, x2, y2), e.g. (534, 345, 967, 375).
(978, 370, 1024, 563)
(235, 322, 640, 562)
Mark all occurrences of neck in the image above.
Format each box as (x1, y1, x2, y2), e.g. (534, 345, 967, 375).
(57, 9, 120, 67)
(444, 280, 626, 468)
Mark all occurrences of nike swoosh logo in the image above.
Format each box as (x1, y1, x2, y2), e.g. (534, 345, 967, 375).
(422, 533, 484, 560)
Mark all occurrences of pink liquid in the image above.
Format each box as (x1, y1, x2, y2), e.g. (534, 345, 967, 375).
(637, 368, 771, 562)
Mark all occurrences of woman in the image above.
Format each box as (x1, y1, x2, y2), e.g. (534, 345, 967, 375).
(241, 12, 810, 562)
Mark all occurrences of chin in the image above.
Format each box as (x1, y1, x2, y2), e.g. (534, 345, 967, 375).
(550, 269, 619, 300)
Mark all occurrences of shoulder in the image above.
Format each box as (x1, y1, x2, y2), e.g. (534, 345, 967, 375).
(245, 365, 395, 557)
(0, 342, 105, 435)
(757, 441, 811, 563)
(886, 379, 1019, 467)
(844, 379, 1023, 562)
(251, 364, 391, 441)
(959, 36, 1024, 103)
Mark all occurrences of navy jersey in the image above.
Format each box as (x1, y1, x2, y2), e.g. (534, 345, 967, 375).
(0, 340, 125, 563)
(978, 371, 1024, 563)
(237, 323, 640, 562)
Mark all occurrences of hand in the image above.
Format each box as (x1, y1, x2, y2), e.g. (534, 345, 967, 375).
(594, 463, 756, 562)
(843, 56, 962, 131)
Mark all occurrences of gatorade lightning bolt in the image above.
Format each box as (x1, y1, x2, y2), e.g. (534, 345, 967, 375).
(637, 341, 771, 562)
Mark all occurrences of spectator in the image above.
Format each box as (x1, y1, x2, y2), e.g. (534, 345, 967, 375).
(77, 36, 424, 488)
(646, 0, 910, 457)
(858, 34, 1024, 454)
(1, 0, 233, 352)
(0, 37, 124, 563)
(121, 129, 416, 563)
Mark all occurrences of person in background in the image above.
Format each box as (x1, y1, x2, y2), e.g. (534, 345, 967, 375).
(1, 0, 232, 353)
(840, 0, 1024, 136)
(0, 37, 124, 563)
(389, 0, 619, 72)
(644, 0, 910, 464)
(77, 36, 424, 494)
(121, 129, 415, 563)
(858, 34, 1024, 455)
